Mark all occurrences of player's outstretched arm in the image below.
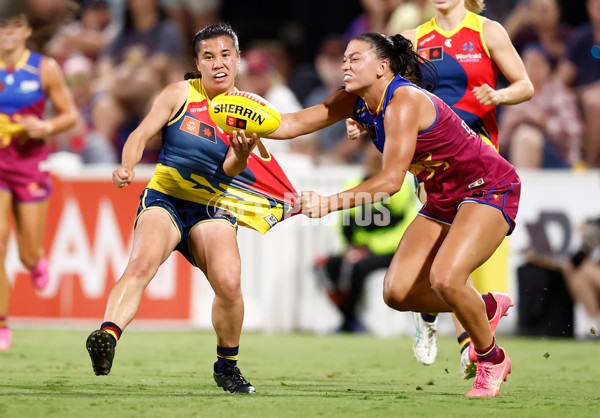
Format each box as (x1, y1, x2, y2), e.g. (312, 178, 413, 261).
(114, 81, 187, 188)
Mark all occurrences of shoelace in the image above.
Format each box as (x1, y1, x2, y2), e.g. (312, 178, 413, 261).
(473, 363, 493, 388)
(229, 367, 251, 388)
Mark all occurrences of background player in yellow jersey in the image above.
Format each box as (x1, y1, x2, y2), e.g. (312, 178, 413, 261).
(399, 0, 533, 378)
(85, 23, 296, 394)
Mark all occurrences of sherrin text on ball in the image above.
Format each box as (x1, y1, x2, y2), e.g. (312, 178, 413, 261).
(209, 91, 281, 136)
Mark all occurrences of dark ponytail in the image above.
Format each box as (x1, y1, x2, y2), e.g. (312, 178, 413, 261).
(352, 32, 438, 90)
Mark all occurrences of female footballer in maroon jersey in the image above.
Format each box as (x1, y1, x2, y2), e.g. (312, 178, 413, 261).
(269, 32, 518, 397)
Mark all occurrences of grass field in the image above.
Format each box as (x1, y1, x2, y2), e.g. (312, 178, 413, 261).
(0, 329, 598, 417)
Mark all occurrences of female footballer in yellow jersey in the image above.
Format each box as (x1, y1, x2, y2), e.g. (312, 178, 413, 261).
(85, 23, 296, 394)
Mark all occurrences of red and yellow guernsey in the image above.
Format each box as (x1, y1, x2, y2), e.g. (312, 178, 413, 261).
(147, 78, 297, 234)
(415, 11, 499, 149)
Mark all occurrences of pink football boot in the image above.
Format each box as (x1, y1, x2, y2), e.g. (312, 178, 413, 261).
(469, 292, 514, 362)
(467, 347, 512, 397)
(30, 257, 49, 291)
(0, 327, 11, 350)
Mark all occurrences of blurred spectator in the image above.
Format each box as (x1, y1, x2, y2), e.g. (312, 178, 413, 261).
(314, 146, 418, 333)
(92, 0, 185, 163)
(24, 0, 79, 52)
(50, 54, 118, 163)
(509, 0, 572, 67)
(557, 0, 600, 168)
(342, 0, 396, 45)
(563, 218, 600, 338)
(46, 0, 118, 65)
(387, 0, 434, 35)
(481, 0, 522, 22)
(499, 44, 582, 168)
(162, 0, 221, 40)
(237, 47, 319, 157)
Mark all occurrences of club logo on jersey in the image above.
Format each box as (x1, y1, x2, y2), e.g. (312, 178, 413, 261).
(180, 116, 200, 136)
(226, 115, 248, 130)
(418, 47, 443, 61)
(199, 121, 217, 143)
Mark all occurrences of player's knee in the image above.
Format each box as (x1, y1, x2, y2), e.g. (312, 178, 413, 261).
(214, 277, 242, 303)
(124, 256, 159, 282)
(211, 265, 242, 302)
(382, 282, 410, 310)
(429, 267, 461, 299)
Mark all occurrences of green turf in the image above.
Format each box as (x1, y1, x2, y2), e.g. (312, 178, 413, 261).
(0, 329, 598, 417)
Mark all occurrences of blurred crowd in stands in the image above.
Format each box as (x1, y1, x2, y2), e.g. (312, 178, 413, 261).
(12, 0, 600, 169)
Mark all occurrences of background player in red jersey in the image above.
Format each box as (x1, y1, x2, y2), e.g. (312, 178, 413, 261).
(347, 0, 533, 378)
(269, 32, 519, 397)
(0, 4, 78, 350)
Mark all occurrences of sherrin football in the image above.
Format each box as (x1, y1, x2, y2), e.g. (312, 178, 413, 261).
(209, 91, 281, 136)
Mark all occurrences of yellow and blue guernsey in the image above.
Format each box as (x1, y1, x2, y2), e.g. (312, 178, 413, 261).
(146, 78, 297, 234)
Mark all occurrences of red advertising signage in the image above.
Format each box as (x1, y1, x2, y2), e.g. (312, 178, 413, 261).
(8, 175, 193, 321)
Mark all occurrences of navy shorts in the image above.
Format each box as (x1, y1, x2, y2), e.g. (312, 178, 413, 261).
(137, 188, 237, 265)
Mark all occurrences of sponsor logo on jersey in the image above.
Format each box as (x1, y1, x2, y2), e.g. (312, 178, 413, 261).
(444, 39, 452, 48)
(418, 47, 443, 61)
(463, 41, 474, 52)
(418, 34, 436, 46)
(455, 52, 481, 62)
(19, 80, 40, 93)
(188, 102, 207, 113)
(468, 177, 485, 189)
(226, 115, 248, 130)
(180, 115, 200, 136)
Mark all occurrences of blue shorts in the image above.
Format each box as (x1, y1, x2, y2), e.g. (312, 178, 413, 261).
(137, 188, 237, 265)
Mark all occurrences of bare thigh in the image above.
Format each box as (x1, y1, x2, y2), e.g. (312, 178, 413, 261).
(383, 214, 450, 311)
(431, 202, 510, 288)
(188, 221, 241, 296)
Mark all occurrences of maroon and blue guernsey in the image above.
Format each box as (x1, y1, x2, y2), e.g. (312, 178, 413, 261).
(0, 50, 51, 202)
(353, 74, 520, 233)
